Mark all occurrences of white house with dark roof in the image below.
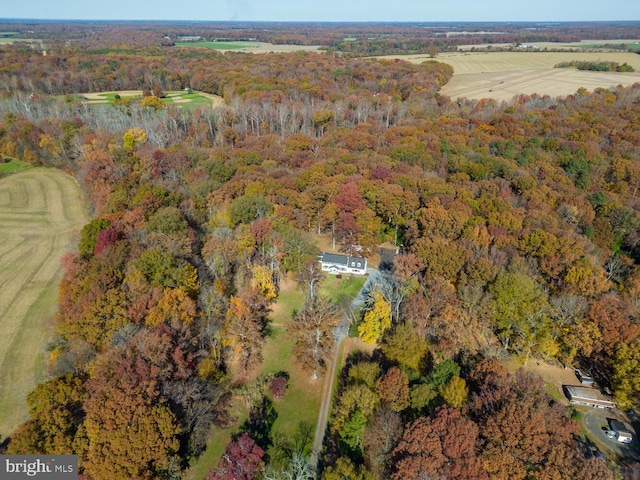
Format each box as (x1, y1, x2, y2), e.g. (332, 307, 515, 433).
(318, 252, 367, 275)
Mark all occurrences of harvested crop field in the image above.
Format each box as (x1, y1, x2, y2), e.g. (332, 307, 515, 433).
(0, 168, 89, 439)
(380, 50, 640, 101)
(391, 51, 640, 74)
(441, 68, 640, 102)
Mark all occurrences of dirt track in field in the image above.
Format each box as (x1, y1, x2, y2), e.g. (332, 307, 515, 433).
(0, 168, 88, 439)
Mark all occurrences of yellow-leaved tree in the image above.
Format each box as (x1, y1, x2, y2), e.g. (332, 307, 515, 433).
(612, 337, 640, 410)
(140, 95, 165, 111)
(122, 127, 147, 152)
(145, 288, 197, 327)
(359, 291, 391, 344)
(438, 375, 469, 409)
(251, 265, 277, 301)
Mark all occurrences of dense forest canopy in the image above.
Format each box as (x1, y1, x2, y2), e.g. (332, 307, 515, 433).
(0, 22, 639, 479)
(0, 45, 452, 100)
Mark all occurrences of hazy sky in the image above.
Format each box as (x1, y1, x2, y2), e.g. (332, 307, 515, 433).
(2, 0, 639, 22)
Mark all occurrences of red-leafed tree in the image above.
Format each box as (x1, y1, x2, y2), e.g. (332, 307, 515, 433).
(336, 211, 362, 253)
(333, 181, 366, 213)
(208, 433, 264, 480)
(93, 227, 120, 256)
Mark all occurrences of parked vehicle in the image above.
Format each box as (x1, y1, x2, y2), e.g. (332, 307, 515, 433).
(609, 419, 633, 444)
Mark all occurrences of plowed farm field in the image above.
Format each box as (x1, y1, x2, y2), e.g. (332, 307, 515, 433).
(0, 168, 88, 439)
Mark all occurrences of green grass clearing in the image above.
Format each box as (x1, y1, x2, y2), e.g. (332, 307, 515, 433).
(544, 381, 562, 402)
(319, 274, 366, 304)
(103, 92, 135, 100)
(0, 156, 31, 175)
(334, 340, 347, 397)
(176, 41, 259, 50)
(0, 38, 41, 44)
(183, 399, 249, 480)
(262, 326, 321, 466)
(272, 281, 306, 320)
(262, 327, 294, 374)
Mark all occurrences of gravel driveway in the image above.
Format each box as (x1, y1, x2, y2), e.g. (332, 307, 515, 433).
(581, 407, 639, 461)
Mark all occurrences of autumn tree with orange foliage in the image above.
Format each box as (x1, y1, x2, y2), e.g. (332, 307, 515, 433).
(391, 406, 487, 480)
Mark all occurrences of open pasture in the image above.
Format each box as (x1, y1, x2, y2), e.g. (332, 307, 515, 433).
(0, 168, 88, 438)
(177, 41, 321, 53)
(0, 38, 41, 44)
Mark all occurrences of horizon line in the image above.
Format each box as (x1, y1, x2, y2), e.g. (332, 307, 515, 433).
(1, 18, 639, 24)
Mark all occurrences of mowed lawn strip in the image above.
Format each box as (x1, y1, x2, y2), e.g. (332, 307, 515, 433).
(0, 168, 89, 439)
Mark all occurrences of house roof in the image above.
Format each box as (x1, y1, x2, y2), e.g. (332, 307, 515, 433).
(319, 252, 366, 268)
(565, 385, 615, 407)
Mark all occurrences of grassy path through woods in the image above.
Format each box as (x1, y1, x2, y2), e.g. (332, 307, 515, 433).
(0, 168, 88, 440)
(310, 269, 377, 477)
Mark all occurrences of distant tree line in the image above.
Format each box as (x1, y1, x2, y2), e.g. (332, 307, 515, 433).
(555, 60, 635, 72)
